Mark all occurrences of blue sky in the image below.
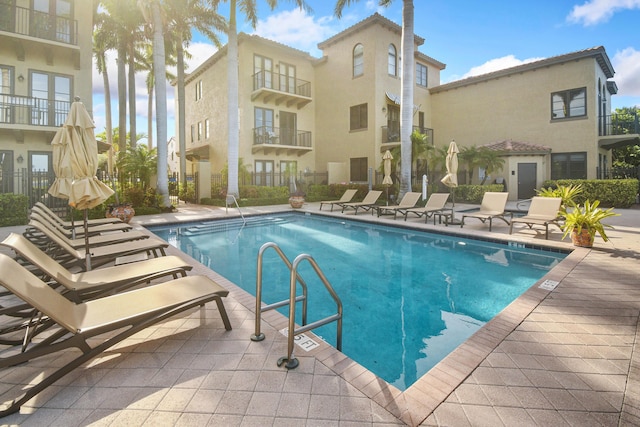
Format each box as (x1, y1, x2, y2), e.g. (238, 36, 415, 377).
(92, 0, 640, 145)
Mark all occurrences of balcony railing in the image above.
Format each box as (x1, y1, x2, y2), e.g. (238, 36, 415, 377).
(599, 113, 640, 137)
(0, 2, 77, 45)
(253, 126, 312, 148)
(251, 71, 312, 108)
(0, 94, 70, 127)
(382, 125, 434, 145)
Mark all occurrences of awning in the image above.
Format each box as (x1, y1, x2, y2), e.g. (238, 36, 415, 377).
(598, 134, 640, 149)
(385, 92, 421, 114)
(177, 145, 210, 161)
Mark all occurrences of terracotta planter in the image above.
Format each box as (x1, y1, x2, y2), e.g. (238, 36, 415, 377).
(570, 228, 593, 248)
(106, 204, 136, 223)
(289, 196, 305, 209)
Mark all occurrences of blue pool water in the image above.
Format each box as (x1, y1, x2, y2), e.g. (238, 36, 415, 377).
(148, 213, 566, 390)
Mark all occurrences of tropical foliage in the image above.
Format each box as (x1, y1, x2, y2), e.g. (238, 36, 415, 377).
(561, 199, 619, 243)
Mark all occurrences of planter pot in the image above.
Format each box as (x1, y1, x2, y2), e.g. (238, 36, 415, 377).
(289, 196, 305, 209)
(570, 228, 594, 248)
(106, 204, 136, 223)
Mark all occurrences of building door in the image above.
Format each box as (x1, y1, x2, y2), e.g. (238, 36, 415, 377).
(279, 111, 296, 146)
(517, 163, 537, 200)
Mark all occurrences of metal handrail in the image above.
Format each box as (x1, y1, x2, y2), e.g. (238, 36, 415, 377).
(251, 242, 343, 370)
(225, 194, 246, 225)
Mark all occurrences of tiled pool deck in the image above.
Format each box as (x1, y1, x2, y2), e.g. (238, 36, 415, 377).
(1, 201, 639, 426)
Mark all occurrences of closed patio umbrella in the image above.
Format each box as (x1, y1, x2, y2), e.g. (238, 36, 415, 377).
(441, 140, 460, 224)
(48, 127, 73, 200)
(66, 98, 115, 270)
(382, 150, 393, 205)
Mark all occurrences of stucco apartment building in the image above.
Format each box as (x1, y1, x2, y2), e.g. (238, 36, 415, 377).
(0, 0, 94, 196)
(182, 12, 631, 200)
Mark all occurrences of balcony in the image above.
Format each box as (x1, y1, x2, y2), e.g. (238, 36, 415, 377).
(252, 126, 312, 156)
(251, 71, 312, 109)
(598, 113, 640, 149)
(381, 125, 434, 150)
(0, 94, 70, 128)
(0, 2, 78, 45)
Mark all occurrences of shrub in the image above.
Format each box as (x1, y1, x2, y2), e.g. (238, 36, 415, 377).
(452, 184, 504, 203)
(124, 187, 146, 207)
(541, 179, 638, 208)
(0, 194, 29, 226)
(179, 182, 197, 203)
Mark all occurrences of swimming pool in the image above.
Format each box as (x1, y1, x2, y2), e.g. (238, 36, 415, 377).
(148, 213, 566, 390)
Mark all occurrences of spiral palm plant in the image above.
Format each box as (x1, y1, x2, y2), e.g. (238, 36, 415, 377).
(561, 199, 619, 247)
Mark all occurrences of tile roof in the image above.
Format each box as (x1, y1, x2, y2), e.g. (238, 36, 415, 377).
(482, 139, 551, 154)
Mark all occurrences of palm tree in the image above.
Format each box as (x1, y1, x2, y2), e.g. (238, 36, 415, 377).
(477, 147, 505, 185)
(336, 0, 415, 199)
(210, 0, 312, 198)
(459, 145, 481, 184)
(116, 143, 157, 190)
(165, 0, 225, 190)
(138, 0, 170, 208)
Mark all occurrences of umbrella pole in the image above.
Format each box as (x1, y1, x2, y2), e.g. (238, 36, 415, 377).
(84, 209, 92, 271)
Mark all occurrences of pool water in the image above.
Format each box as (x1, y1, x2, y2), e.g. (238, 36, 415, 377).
(148, 213, 566, 390)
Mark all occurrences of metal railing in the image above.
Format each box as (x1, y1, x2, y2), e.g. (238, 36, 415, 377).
(253, 126, 312, 148)
(0, 2, 78, 45)
(251, 242, 342, 369)
(381, 125, 434, 144)
(0, 94, 70, 127)
(252, 71, 311, 97)
(599, 113, 640, 137)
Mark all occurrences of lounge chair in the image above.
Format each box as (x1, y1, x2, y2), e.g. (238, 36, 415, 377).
(400, 192, 450, 223)
(373, 192, 422, 219)
(32, 203, 132, 236)
(0, 253, 231, 417)
(340, 190, 383, 215)
(23, 219, 169, 270)
(27, 213, 148, 250)
(319, 189, 358, 211)
(509, 196, 563, 239)
(460, 192, 512, 231)
(34, 202, 124, 227)
(2, 233, 193, 303)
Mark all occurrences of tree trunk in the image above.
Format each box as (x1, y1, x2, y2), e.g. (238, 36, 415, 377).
(117, 43, 127, 152)
(226, 0, 240, 197)
(177, 42, 187, 189)
(128, 43, 137, 147)
(399, 0, 415, 198)
(147, 84, 153, 149)
(151, 1, 169, 207)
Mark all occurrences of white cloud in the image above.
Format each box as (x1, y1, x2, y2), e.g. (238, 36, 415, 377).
(254, 9, 341, 56)
(459, 55, 545, 80)
(612, 47, 640, 97)
(567, 0, 640, 26)
(183, 42, 219, 72)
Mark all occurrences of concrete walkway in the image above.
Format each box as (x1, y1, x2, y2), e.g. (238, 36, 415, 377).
(0, 200, 638, 426)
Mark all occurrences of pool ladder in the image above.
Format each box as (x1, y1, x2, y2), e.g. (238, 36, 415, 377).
(251, 242, 343, 369)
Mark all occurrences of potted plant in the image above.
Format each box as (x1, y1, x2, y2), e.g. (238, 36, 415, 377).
(561, 199, 619, 247)
(288, 189, 305, 209)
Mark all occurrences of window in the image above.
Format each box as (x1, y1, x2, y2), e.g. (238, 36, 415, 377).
(32, 0, 74, 43)
(204, 119, 210, 139)
(350, 157, 368, 182)
(280, 160, 297, 191)
(353, 44, 364, 77)
(551, 87, 586, 119)
(279, 62, 296, 94)
(0, 66, 12, 94)
(197, 122, 202, 141)
(195, 80, 202, 101)
(388, 44, 397, 76)
(416, 63, 428, 87)
(254, 160, 273, 186)
(254, 107, 274, 144)
(551, 152, 586, 179)
(254, 55, 272, 90)
(30, 71, 71, 126)
(190, 125, 195, 143)
(350, 103, 368, 131)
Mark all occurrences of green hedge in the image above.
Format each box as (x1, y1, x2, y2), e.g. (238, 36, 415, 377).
(541, 179, 638, 208)
(452, 184, 505, 204)
(0, 194, 29, 226)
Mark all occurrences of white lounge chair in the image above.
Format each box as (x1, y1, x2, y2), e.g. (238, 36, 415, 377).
(460, 192, 511, 231)
(400, 193, 450, 223)
(373, 192, 422, 219)
(319, 189, 358, 211)
(509, 197, 563, 239)
(340, 190, 383, 215)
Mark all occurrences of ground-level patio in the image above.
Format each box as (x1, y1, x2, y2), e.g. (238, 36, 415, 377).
(0, 200, 639, 426)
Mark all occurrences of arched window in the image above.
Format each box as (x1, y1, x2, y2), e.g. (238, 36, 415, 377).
(353, 44, 364, 77)
(388, 44, 397, 76)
